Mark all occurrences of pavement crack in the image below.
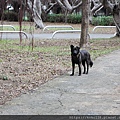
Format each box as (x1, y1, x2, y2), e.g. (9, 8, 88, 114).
(58, 91, 64, 107)
(58, 99, 63, 107)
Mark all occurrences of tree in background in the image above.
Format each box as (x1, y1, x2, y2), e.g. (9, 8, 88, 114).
(80, 0, 90, 48)
(1, 0, 120, 36)
(101, 0, 120, 36)
(27, 0, 44, 29)
(0, 0, 6, 20)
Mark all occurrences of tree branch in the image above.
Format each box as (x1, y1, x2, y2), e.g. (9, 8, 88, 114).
(27, 0, 44, 29)
(45, 2, 57, 14)
(91, 0, 103, 13)
(102, 0, 114, 13)
(56, 0, 67, 11)
(56, 0, 82, 12)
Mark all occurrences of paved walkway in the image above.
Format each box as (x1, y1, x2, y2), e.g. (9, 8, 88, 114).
(1, 33, 115, 39)
(0, 50, 120, 115)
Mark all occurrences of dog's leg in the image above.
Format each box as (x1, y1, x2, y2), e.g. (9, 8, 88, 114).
(78, 64, 81, 76)
(70, 62, 75, 76)
(86, 60, 89, 74)
(82, 61, 86, 74)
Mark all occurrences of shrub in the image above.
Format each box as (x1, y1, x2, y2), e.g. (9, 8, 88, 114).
(91, 16, 114, 26)
(46, 14, 82, 24)
(3, 11, 18, 21)
(47, 14, 64, 23)
(46, 14, 114, 26)
(67, 14, 82, 23)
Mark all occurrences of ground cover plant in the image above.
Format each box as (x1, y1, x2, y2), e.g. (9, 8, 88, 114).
(0, 37, 120, 105)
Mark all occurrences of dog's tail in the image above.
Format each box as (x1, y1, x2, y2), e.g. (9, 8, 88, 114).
(90, 60, 93, 67)
(89, 55, 93, 67)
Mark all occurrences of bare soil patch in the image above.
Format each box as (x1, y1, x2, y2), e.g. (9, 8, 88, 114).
(0, 39, 77, 104)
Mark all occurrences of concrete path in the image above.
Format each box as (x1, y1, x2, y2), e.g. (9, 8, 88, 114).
(0, 50, 120, 115)
(0, 33, 115, 39)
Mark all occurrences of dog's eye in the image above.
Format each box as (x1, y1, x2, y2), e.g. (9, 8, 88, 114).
(73, 50, 78, 55)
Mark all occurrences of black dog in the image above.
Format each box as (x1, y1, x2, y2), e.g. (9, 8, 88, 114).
(70, 45, 93, 76)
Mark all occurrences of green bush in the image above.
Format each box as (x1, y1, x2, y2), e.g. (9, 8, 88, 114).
(47, 14, 64, 22)
(47, 14, 114, 25)
(92, 16, 114, 26)
(2, 11, 114, 26)
(3, 11, 18, 21)
(67, 14, 82, 23)
(46, 14, 82, 24)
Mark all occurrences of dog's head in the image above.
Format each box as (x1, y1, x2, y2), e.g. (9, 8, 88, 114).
(70, 45, 80, 56)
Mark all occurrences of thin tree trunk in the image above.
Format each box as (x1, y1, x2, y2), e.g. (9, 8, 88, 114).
(102, 0, 120, 37)
(80, 0, 90, 48)
(113, 3, 120, 37)
(27, 0, 44, 29)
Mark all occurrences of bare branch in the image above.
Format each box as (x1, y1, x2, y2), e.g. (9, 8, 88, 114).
(73, 1, 82, 11)
(44, 2, 57, 14)
(91, 0, 103, 13)
(56, 0, 82, 12)
(62, 0, 73, 12)
(102, 0, 115, 13)
(27, 0, 44, 29)
(56, 0, 67, 11)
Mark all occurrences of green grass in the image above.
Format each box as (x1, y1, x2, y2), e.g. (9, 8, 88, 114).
(0, 37, 120, 61)
(0, 59, 2, 62)
(0, 25, 34, 32)
(90, 37, 120, 59)
(91, 48, 117, 59)
(0, 39, 63, 56)
(14, 25, 34, 32)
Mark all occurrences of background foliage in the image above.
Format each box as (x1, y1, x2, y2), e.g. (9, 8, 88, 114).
(2, 11, 115, 26)
(46, 14, 114, 26)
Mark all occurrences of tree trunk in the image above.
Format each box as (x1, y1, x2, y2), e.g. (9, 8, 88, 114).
(113, 3, 120, 37)
(80, 0, 90, 48)
(102, 0, 120, 37)
(27, 0, 44, 29)
(0, 0, 6, 20)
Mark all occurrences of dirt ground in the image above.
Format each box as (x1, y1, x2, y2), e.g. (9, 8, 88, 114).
(0, 22, 119, 105)
(0, 39, 72, 105)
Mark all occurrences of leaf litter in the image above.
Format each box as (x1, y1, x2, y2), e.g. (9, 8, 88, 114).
(0, 38, 120, 105)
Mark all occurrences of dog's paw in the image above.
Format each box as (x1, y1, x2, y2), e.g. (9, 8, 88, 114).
(70, 74, 74, 76)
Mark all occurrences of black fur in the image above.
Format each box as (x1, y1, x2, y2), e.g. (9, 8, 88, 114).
(70, 45, 93, 76)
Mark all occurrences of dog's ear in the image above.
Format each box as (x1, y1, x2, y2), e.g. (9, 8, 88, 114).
(76, 46, 80, 50)
(70, 45, 74, 52)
